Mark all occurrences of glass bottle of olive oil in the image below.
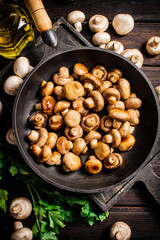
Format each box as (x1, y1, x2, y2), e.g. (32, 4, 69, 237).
(0, 0, 35, 59)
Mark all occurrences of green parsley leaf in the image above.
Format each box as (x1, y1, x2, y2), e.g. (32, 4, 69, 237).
(0, 189, 8, 212)
(9, 165, 18, 176)
(40, 231, 58, 240)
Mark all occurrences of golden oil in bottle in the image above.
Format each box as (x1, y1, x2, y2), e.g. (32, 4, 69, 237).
(0, 1, 35, 59)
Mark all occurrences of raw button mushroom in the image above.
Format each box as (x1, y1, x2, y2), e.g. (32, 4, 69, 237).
(104, 153, 123, 170)
(11, 221, 33, 240)
(146, 36, 160, 55)
(112, 14, 134, 35)
(10, 197, 32, 220)
(122, 49, 144, 69)
(53, 67, 73, 85)
(92, 32, 111, 48)
(67, 10, 85, 32)
(89, 15, 109, 32)
(106, 40, 124, 54)
(84, 91, 104, 111)
(62, 152, 81, 172)
(85, 155, 102, 174)
(13, 56, 33, 78)
(3, 75, 23, 96)
(6, 129, 17, 146)
(109, 221, 131, 240)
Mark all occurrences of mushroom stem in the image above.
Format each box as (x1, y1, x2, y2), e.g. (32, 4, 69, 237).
(66, 141, 73, 150)
(12, 205, 22, 215)
(115, 231, 125, 240)
(84, 97, 95, 109)
(94, 16, 103, 24)
(59, 67, 69, 77)
(85, 117, 96, 127)
(151, 37, 160, 47)
(84, 82, 94, 92)
(28, 130, 39, 142)
(113, 42, 120, 51)
(74, 22, 82, 32)
(130, 54, 139, 64)
(35, 103, 42, 111)
(14, 221, 23, 230)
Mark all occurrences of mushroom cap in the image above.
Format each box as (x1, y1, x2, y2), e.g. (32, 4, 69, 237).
(85, 156, 102, 174)
(3, 75, 23, 96)
(106, 40, 124, 54)
(119, 121, 131, 138)
(94, 141, 110, 161)
(63, 152, 81, 172)
(54, 86, 65, 100)
(109, 221, 131, 240)
(85, 91, 104, 112)
(81, 73, 101, 91)
(64, 81, 84, 100)
(146, 36, 160, 55)
(122, 49, 144, 68)
(29, 111, 48, 129)
(45, 132, 58, 149)
(118, 78, 131, 100)
(118, 134, 136, 151)
(46, 151, 61, 166)
(73, 63, 88, 76)
(31, 128, 48, 148)
(49, 115, 64, 130)
(84, 131, 102, 145)
(65, 125, 83, 141)
(54, 100, 70, 114)
(6, 128, 17, 146)
(124, 96, 142, 109)
(112, 14, 134, 35)
(37, 145, 52, 163)
(92, 32, 111, 46)
(107, 101, 125, 112)
(100, 115, 113, 133)
(30, 144, 42, 157)
(81, 113, 100, 132)
(67, 10, 85, 24)
(104, 153, 123, 170)
(11, 227, 33, 240)
(64, 110, 81, 127)
(40, 81, 54, 96)
(13, 56, 31, 78)
(72, 138, 87, 155)
(10, 197, 32, 220)
(56, 136, 73, 155)
(103, 88, 121, 104)
(110, 129, 121, 148)
(89, 14, 109, 32)
(41, 96, 56, 115)
(109, 109, 130, 121)
(53, 67, 73, 85)
(127, 109, 139, 126)
(91, 65, 107, 81)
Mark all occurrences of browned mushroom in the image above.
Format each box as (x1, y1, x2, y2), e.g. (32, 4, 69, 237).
(94, 141, 110, 161)
(102, 129, 121, 148)
(64, 125, 83, 141)
(91, 65, 107, 81)
(28, 128, 48, 147)
(54, 100, 70, 115)
(45, 151, 61, 165)
(107, 101, 125, 112)
(127, 109, 139, 125)
(54, 86, 65, 101)
(81, 73, 101, 92)
(84, 131, 102, 149)
(100, 115, 113, 133)
(124, 95, 142, 109)
(56, 136, 73, 155)
(72, 97, 89, 116)
(72, 138, 88, 155)
(104, 153, 123, 170)
(73, 63, 88, 77)
(6, 129, 17, 146)
(97, 80, 112, 94)
(45, 132, 58, 149)
(62, 152, 81, 172)
(107, 69, 122, 83)
(112, 119, 122, 129)
(118, 135, 136, 151)
(118, 78, 131, 100)
(64, 80, 84, 100)
(49, 115, 64, 130)
(29, 111, 48, 129)
(53, 66, 73, 85)
(40, 81, 54, 96)
(35, 96, 56, 116)
(103, 88, 120, 104)
(64, 110, 81, 127)
(81, 113, 100, 132)
(85, 156, 102, 174)
(31, 145, 52, 163)
(84, 91, 104, 112)
(109, 109, 130, 121)
(109, 221, 131, 240)
(30, 144, 42, 157)
(119, 121, 131, 138)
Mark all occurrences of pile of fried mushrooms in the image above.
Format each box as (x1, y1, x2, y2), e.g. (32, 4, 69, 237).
(27, 63, 142, 174)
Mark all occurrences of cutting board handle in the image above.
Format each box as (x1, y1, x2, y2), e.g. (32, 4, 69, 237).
(24, 0, 52, 33)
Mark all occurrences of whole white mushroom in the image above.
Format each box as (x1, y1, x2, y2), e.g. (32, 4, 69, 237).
(11, 221, 33, 240)
(106, 40, 124, 54)
(92, 32, 111, 48)
(67, 10, 85, 32)
(89, 14, 109, 32)
(112, 14, 134, 35)
(3, 75, 23, 96)
(13, 56, 33, 78)
(146, 36, 160, 55)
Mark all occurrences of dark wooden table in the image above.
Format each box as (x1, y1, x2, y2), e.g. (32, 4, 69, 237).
(1, 0, 160, 239)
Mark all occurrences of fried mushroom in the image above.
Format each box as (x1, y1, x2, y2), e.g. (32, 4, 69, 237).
(81, 113, 100, 132)
(85, 156, 102, 174)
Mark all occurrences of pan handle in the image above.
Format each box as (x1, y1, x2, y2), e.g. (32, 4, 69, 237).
(137, 152, 160, 205)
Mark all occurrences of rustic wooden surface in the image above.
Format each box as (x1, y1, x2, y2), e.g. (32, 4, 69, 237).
(1, 0, 160, 239)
